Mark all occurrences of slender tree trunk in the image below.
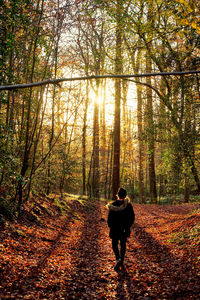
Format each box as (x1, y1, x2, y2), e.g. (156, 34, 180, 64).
(109, 132, 114, 199)
(145, 0, 157, 204)
(121, 80, 128, 184)
(136, 49, 145, 203)
(122, 80, 128, 136)
(112, 0, 122, 199)
(47, 10, 61, 195)
(146, 51, 157, 203)
(105, 130, 112, 199)
(100, 80, 106, 196)
(92, 83, 100, 198)
(82, 81, 89, 195)
(47, 85, 56, 195)
(184, 174, 190, 203)
(87, 146, 94, 198)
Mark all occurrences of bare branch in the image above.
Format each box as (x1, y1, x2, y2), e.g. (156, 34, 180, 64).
(0, 70, 200, 91)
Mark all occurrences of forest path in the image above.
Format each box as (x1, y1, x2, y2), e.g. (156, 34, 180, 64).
(0, 198, 199, 299)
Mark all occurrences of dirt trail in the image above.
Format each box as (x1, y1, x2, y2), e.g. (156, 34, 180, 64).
(0, 199, 199, 299)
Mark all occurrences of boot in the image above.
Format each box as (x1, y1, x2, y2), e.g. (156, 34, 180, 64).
(114, 258, 122, 271)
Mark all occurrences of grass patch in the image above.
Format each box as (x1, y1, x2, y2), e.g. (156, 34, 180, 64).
(168, 224, 200, 247)
(53, 197, 71, 215)
(191, 208, 200, 214)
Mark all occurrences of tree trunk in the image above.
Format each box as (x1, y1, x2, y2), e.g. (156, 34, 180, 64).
(146, 52, 157, 204)
(145, 0, 157, 204)
(136, 49, 145, 204)
(105, 130, 112, 199)
(100, 80, 107, 196)
(109, 132, 114, 199)
(82, 81, 89, 195)
(92, 83, 100, 198)
(184, 174, 190, 203)
(112, 0, 122, 199)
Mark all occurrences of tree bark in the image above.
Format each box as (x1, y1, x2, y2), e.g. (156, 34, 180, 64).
(136, 49, 145, 204)
(100, 80, 107, 196)
(145, 0, 157, 204)
(82, 81, 89, 195)
(112, 0, 122, 199)
(92, 83, 100, 198)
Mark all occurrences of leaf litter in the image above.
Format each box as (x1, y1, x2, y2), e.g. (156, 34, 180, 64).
(0, 195, 199, 299)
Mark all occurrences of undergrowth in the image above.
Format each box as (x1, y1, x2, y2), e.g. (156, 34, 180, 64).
(168, 224, 200, 247)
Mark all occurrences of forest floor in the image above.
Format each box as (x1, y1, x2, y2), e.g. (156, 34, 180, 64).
(0, 194, 200, 300)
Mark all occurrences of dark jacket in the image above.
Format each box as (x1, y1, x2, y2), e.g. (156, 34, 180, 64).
(107, 198, 135, 238)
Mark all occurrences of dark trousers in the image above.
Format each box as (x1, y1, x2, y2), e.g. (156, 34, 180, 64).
(112, 235, 127, 261)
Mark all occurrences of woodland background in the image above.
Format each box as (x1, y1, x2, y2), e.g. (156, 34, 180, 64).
(0, 0, 200, 218)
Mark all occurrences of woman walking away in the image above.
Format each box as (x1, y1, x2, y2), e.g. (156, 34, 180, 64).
(107, 187, 135, 271)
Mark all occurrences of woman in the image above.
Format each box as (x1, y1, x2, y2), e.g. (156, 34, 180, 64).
(107, 187, 135, 271)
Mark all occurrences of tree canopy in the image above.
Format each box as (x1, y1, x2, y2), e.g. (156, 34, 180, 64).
(0, 0, 200, 213)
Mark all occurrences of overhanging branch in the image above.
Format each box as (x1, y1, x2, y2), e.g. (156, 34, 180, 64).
(0, 70, 200, 91)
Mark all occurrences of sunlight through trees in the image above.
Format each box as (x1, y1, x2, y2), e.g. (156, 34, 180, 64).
(0, 0, 200, 213)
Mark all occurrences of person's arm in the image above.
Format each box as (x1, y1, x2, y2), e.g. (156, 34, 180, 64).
(107, 210, 113, 228)
(127, 204, 135, 227)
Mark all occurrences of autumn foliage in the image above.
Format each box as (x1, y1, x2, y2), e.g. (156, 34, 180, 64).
(0, 195, 199, 299)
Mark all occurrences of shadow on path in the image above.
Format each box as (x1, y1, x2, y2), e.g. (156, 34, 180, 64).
(5, 200, 82, 296)
(112, 221, 200, 299)
(126, 222, 200, 298)
(63, 201, 108, 299)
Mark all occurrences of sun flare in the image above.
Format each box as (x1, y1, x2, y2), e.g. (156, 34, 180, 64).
(89, 88, 104, 106)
